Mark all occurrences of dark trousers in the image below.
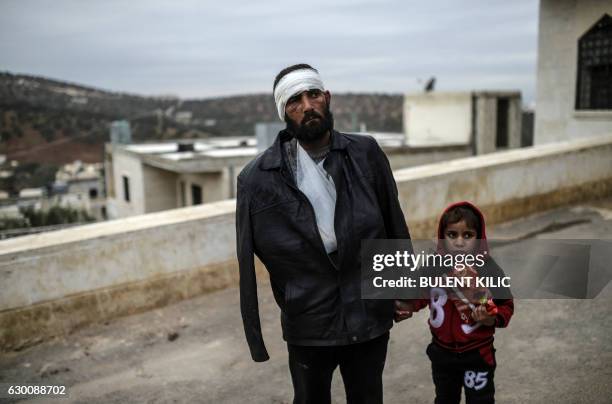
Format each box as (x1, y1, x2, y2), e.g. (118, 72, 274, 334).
(426, 342, 496, 404)
(287, 331, 389, 404)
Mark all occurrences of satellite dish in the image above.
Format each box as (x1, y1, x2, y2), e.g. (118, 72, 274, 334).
(424, 77, 436, 92)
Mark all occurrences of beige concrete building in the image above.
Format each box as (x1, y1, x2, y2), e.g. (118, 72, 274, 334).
(403, 91, 523, 154)
(106, 134, 479, 219)
(104, 138, 257, 219)
(535, 0, 612, 144)
(105, 120, 526, 220)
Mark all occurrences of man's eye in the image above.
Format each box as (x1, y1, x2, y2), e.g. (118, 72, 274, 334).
(308, 90, 321, 97)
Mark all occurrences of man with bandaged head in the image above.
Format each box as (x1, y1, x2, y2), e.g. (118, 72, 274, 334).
(236, 64, 412, 404)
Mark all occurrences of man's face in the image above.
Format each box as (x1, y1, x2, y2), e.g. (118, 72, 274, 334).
(285, 89, 333, 143)
(443, 220, 479, 255)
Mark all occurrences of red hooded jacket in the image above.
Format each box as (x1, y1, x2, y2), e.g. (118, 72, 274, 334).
(411, 201, 514, 363)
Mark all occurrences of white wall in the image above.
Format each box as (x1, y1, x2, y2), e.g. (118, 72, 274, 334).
(178, 172, 226, 205)
(108, 150, 145, 218)
(535, 0, 612, 144)
(143, 164, 178, 213)
(0, 200, 237, 311)
(404, 92, 472, 147)
(404, 92, 522, 153)
(385, 147, 472, 170)
(394, 134, 612, 231)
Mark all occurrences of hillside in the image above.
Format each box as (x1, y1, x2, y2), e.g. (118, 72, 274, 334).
(0, 72, 403, 166)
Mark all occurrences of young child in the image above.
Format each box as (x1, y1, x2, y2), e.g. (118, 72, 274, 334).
(396, 201, 514, 404)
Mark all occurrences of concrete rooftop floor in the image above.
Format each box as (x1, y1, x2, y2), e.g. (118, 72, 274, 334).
(1, 198, 611, 404)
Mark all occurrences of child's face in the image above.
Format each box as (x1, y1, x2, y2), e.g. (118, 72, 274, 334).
(443, 220, 478, 255)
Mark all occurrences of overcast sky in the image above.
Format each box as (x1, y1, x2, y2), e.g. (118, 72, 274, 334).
(0, 0, 539, 104)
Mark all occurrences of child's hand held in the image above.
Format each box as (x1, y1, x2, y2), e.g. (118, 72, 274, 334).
(394, 300, 415, 322)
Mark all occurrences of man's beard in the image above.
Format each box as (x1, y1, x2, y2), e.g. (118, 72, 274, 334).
(286, 106, 334, 144)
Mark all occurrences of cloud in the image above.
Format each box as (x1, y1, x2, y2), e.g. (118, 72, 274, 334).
(0, 0, 539, 102)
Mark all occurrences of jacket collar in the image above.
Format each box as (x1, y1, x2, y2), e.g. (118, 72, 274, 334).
(259, 129, 350, 171)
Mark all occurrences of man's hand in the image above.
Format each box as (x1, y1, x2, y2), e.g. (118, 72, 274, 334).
(394, 300, 415, 323)
(472, 305, 496, 326)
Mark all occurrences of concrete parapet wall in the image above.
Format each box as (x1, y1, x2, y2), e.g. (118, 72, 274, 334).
(396, 134, 612, 237)
(0, 201, 263, 351)
(1, 134, 612, 351)
(384, 145, 472, 171)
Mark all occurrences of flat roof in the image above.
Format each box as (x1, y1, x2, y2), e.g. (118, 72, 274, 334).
(124, 142, 215, 154)
(111, 133, 426, 173)
(201, 147, 258, 158)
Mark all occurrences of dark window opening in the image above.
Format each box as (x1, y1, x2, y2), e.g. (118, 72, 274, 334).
(122, 175, 130, 202)
(576, 14, 612, 110)
(496, 98, 509, 149)
(89, 188, 98, 199)
(521, 110, 534, 147)
(191, 184, 202, 205)
(180, 181, 186, 207)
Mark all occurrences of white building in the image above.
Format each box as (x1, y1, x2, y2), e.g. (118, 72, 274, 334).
(535, 1, 612, 144)
(403, 91, 523, 154)
(105, 92, 532, 220)
(104, 138, 257, 219)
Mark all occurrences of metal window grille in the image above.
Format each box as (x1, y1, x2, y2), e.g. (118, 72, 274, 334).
(576, 14, 612, 110)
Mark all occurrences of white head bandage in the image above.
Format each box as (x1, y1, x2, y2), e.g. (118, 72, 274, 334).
(274, 68, 325, 121)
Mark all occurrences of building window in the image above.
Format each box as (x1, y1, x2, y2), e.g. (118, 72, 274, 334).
(180, 181, 186, 207)
(575, 14, 612, 110)
(191, 184, 202, 205)
(496, 98, 509, 149)
(89, 188, 98, 199)
(122, 175, 130, 202)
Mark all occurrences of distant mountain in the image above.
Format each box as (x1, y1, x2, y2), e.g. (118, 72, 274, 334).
(0, 72, 402, 166)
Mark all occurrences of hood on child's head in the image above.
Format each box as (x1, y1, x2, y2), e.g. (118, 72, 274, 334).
(436, 201, 489, 256)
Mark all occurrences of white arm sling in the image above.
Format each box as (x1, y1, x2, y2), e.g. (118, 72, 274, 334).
(296, 142, 338, 254)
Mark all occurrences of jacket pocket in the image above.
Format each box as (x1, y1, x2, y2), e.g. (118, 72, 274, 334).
(284, 282, 306, 316)
(251, 197, 299, 215)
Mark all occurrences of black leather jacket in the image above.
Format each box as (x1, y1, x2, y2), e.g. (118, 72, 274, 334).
(236, 130, 411, 362)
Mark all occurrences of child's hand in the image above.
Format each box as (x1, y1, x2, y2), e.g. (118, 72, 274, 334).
(472, 305, 496, 326)
(394, 300, 415, 322)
